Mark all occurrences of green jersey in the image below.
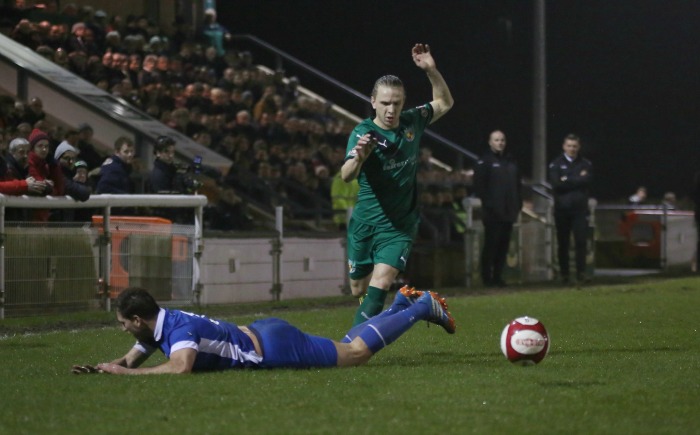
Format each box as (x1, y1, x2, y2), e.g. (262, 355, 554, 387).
(345, 103, 434, 231)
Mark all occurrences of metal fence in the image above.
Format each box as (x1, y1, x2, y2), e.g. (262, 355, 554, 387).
(0, 194, 206, 318)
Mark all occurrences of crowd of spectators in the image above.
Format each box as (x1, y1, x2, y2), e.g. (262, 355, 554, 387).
(0, 2, 468, 234)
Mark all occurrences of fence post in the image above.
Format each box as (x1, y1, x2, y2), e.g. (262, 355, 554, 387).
(462, 197, 480, 288)
(192, 204, 204, 306)
(100, 206, 112, 312)
(270, 206, 284, 301)
(0, 205, 4, 320)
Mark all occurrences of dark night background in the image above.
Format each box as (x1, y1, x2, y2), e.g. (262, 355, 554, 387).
(219, 0, 700, 204)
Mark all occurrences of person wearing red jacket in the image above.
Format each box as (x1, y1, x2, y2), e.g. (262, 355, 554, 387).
(27, 128, 64, 221)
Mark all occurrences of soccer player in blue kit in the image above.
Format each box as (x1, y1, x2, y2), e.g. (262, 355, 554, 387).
(72, 286, 455, 374)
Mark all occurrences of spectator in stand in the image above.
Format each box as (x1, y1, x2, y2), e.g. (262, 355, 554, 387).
(96, 136, 135, 194)
(147, 135, 194, 223)
(11, 19, 39, 50)
(232, 110, 257, 143)
(24, 97, 47, 127)
(53, 141, 91, 221)
(104, 30, 122, 53)
(6, 137, 31, 181)
(27, 128, 64, 221)
(15, 122, 32, 140)
(138, 54, 159, 87)
(253, 85, 279, 123)
(662, 192, 677, 210)
(198, 8, 231, 58)
(1, 137, 46, 196)
(209, 87, 232, 115)
(70, 159, 95, 221)
(203, 45, 227, 78)
(89, 9, 108, 47)
(114, 52, 134, 86)
(628, 186, 647, 205)
(68, 50, 89, 77)
(75, 123, 103, 171)
(46, 24, 67, 50)
(184, 82, 211, 113)
(312, 164, 332, 203)
(65, 22, 89, 54)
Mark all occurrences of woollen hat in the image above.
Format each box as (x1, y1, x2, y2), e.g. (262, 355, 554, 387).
(74, 160, 88, 170)
(28, 128, 50, 148)
(54, 140, 79, 160)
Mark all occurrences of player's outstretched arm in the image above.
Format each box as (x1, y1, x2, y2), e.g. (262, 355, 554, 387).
(72, 347, 151, 375)
(97, 348, 197, 375)
(411, 43, 454, 124)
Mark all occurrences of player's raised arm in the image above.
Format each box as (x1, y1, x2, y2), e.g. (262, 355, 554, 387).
(411, 43, 454, 123)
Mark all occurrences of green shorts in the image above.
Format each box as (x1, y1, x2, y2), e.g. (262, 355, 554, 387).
(346, 218, 417, 280)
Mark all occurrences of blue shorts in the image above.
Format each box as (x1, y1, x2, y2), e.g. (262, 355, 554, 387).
(248, 318, 338, 368)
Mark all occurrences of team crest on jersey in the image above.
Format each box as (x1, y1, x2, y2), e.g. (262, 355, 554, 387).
(404, 127, 416, 142)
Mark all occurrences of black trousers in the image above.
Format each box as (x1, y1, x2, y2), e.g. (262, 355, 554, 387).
(555, 211, 588, 277)
(481, 220, 513, 284)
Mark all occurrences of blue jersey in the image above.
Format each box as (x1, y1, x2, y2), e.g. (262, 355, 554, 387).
(134, 309, 263, 371)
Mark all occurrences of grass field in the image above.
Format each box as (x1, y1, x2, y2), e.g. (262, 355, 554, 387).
(1, 275, 698, 434)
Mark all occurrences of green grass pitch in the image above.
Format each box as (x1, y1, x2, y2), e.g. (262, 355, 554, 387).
(0, 276, 698, 434)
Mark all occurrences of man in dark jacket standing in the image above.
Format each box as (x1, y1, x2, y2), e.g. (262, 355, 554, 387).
(96, 137, 135, 194)
(148, 135, 191, 223)
(473, 130, 522, 287)
(548, 134, 593, 284)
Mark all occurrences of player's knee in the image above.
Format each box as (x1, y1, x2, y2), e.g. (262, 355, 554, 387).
(337, 339, 372, 367)
(350, 281, 365, 297)
(348, 340, 372, 366)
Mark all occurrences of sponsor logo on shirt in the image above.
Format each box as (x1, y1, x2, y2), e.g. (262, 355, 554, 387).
(383, 155, 416, 171)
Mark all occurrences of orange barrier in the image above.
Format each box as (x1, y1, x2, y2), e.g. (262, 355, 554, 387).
(92, 216, 187, 299)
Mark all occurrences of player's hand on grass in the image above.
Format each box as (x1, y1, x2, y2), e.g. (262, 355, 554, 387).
(71, 364, 102, 374)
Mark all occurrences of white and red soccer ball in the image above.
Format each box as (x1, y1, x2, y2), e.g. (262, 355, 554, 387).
(500, 316, 550, 365)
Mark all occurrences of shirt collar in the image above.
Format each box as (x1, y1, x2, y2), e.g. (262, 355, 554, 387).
(153, 308, 166, 341)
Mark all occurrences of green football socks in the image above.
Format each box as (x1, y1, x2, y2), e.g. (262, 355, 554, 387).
(352, 286, 388, 326)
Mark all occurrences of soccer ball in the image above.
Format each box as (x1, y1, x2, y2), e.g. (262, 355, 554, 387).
(500, 316, 550, 365)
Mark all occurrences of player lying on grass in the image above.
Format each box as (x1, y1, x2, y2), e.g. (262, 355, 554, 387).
(72, 286, 455, 375)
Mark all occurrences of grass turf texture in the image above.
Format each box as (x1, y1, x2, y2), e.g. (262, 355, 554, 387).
(1, 276, 698, 434)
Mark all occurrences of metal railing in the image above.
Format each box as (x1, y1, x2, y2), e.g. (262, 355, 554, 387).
(232, 34, 479, 169)
(0, 194, 207, 318)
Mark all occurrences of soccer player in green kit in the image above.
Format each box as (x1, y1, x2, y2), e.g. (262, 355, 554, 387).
(341, 43, 454, 326)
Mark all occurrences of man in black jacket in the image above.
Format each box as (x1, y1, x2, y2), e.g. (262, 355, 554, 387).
(148, 135, 193, 223)
(548, 134, 593, 284)
(473, 130, 522, 287)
